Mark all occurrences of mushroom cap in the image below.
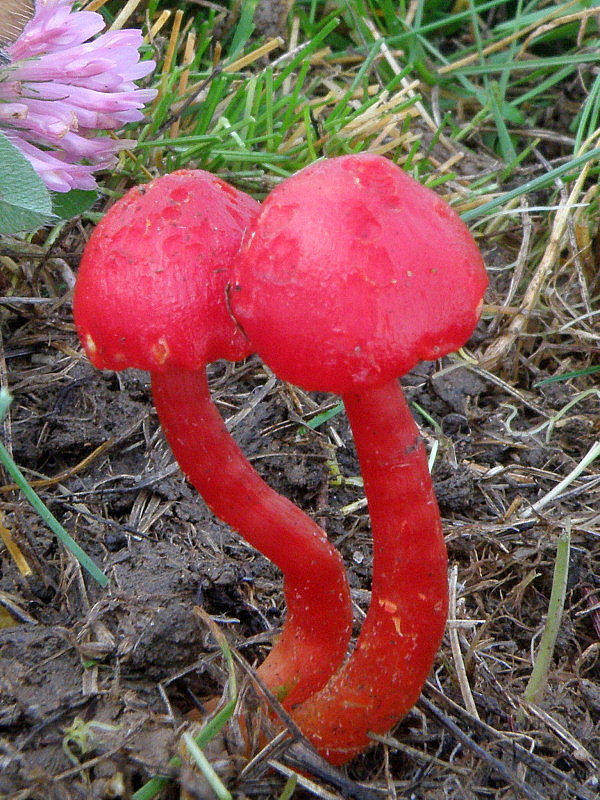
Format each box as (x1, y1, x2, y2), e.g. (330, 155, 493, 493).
(74, 170, 259, 372)
(231, 154, 488, 395)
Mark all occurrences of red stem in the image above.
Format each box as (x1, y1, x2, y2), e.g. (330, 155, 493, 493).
(291, 379, 448, 764)
(151, 366, 352, 706)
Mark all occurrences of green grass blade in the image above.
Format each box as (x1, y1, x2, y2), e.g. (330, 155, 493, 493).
(183, 733, 232, 800)
(0, 390, 107, 587)
(278, 774, 298, 800)
(132, 608, 238, 800)
(462, 147, 600, 221)
(523, 524, 571, 705)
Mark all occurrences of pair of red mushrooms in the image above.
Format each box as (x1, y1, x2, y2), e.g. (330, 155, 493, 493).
(73, 154, 488, 765)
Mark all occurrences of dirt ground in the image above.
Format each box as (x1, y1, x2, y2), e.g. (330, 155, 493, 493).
(0, 172, 599, 799)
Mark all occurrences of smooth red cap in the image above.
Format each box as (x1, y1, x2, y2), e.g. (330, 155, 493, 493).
(231, 154, 487, 394)
(74, 170, 259, 372)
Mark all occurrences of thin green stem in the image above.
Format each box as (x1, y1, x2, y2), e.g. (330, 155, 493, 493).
(0, 390, 107, 587)
(523, 523, 571, 705)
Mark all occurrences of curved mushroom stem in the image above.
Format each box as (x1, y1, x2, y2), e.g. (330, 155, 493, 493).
(291, 379, 448, 764)
(151, 366, 352, 707)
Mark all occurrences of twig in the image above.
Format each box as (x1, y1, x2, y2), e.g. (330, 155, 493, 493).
(0, 296, 57, 305)
(268, 760, 345, 800)
(419, 696, 548, 800)
(448, 566, 479, 718)
(520, 441, 600, 519)
(481, 138, 598, 370)
(523, 703, 599, 770)
(425, 684, 598, 800)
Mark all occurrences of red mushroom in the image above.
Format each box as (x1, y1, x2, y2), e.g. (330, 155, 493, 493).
(231, 153, 488, 763)
(73, 169, 352, 707)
